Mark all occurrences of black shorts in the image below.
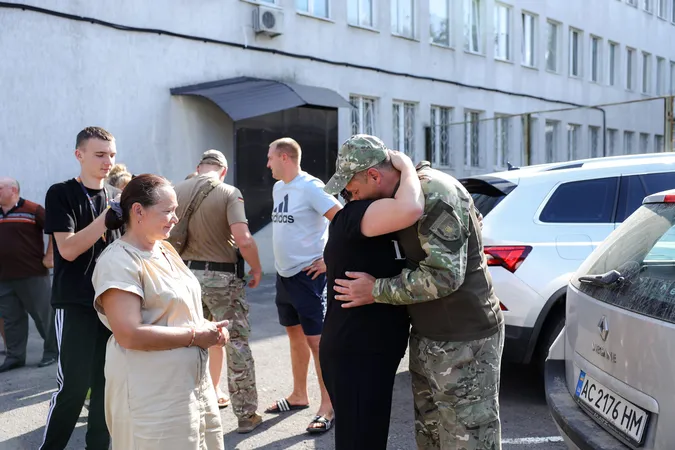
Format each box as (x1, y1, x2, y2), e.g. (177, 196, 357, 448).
(275, 271, 326, 336)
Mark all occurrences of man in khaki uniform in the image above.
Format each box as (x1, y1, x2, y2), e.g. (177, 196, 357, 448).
(174, 149, 264, 433)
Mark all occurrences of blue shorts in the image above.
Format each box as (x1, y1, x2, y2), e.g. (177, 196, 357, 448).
(275, 271, 326, 336)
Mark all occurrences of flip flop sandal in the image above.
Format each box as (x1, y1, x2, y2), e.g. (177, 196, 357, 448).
(264, 398, 310, 414)
(306, 415, 333, 434)
(218, 397, 230, 409)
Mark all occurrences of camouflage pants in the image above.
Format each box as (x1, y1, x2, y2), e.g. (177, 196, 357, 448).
(409, 323, 505, 450)
(191, 268, 258, 420)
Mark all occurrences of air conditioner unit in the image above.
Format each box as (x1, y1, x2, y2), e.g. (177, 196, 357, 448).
(253, 5, 284, 37)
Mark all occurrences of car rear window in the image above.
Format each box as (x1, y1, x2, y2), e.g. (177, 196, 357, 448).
(460, 176, 516, 217)
(571, 203, 675, 323)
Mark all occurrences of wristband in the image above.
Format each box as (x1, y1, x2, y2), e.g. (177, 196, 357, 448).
(187, 327, 196, 348)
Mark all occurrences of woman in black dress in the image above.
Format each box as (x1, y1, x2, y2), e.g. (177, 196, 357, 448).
(320, 151, 424, 449)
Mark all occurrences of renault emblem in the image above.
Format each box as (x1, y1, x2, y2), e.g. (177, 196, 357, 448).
(598, 316, 609, 342)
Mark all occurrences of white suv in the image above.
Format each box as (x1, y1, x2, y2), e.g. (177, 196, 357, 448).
(460, 153, 675, 371)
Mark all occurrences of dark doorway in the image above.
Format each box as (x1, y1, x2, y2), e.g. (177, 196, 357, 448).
(235, 106, 339, 234)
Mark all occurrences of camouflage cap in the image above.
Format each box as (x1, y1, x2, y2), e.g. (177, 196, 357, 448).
(199, 149, 227, 167)
(324, 134, 388, 195)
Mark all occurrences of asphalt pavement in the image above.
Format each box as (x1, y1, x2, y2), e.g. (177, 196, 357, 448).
(0, 275, 566, 449)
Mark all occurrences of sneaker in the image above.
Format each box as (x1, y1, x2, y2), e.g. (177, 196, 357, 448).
(237, 413, 263, 434)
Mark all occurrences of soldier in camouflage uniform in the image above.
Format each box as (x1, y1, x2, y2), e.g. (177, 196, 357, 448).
(174, 149, 265, 434)
(325, 135, 505, 450)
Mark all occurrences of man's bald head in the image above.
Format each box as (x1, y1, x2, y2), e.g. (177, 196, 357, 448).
(0, 177, 20, 208)
(0, 177, 19, 193)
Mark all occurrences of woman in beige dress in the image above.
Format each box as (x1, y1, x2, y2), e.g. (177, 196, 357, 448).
(91, 174, 227, 450)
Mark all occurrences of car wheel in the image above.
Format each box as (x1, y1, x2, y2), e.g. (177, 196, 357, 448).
(535, 305, 565, 376)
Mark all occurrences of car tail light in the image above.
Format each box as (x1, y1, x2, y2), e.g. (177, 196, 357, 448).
(664, 194, 675, 203)
(484, 246, 532, 273)
(499, 302, 508, 311)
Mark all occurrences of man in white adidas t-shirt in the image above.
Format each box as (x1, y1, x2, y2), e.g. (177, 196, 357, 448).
(264, 137, 341, 434)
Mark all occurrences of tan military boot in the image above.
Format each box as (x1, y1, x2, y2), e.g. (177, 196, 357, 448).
(237, 412, 263, 434)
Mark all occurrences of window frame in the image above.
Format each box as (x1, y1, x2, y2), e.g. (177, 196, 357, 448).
(567, 123, 581, 160)
(464, 0, 483, 54)
(430, 105, 454, 168)
(391, 0, 416, 38)
(656, 57, 666, 95)
(608, 41, 619, 86)
(545, 120, 559, 163)
(521, 11, 537, 68)
(569, 28, 583, 78)
(607, 128, 618, 156)
(350, 95, 377, 136)
(494, 114, 511, 169)
(347, 0, 374, 28)
(624, 130, 636, 154)
(590, 35, 602, 83)
(493, 3, 512, 61)
(626, 47, 636, 91)
(639, 132, 650, 154)
(464, 110, 483, 168)
(589, 126, 601, 158)
(545, 20, 560, 73)
(642, 51, 652, 94)
(296, 0, 331, 19)
(392, 100, 417, 158)
(429, 0, 451, 46)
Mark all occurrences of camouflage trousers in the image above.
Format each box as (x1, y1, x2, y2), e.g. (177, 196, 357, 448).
(409, 323, 505, 450)
(191, 268, 258, 420)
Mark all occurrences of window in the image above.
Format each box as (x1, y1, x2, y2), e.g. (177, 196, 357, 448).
(607, 128, 618, 156)
(658, 0, 668, 17)
(590, 36, 601, 82)
(546, 21, 559, 72)
(672, 0, 675, 21)
(642, 52, 652, 94)
(464, 111, 482, 167)
(430, 0, 450, 45)
(656, 57, 666, 95)
(644, 0, 653, 12)
(393, 101, 416, 157)
(569, 29, 582, 77)
(573, 200, 675, 324)
(521, 12, 536, 67)
(608, 42, 618, 86)
(494, 3, 511, 60)
(671, 61, 675, 94)
(540, 177, 619, 223)
(350, 96, 376, 136)
(589, 126, 601, 158)
(348, 0, 373, 27)
(296, 0, 329, 18)
(626, 48, 636, 90)
(567, 124, 580, 160)
(494, 115, 510, 167)
(640, 133, 650, 154)
(624, 131, 635, 154)
(616, 172, 675, 221)
(430, 106, 453, 167)
(391, 0, 415, 37)
(464, 0, 482, 53)
(545, 120, 559, 163)
(655, 134, 664, 152)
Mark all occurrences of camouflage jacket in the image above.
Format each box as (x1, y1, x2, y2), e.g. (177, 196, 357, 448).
(373, 161, 476, 305)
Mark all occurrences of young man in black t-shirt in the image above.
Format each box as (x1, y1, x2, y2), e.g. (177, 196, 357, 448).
(40, 127, 121, 450)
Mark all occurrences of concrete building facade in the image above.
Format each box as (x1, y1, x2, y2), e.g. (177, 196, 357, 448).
(2, 0, 675, 272)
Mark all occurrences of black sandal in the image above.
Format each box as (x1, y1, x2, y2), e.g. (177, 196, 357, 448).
(306, 415, 333, 434)
(264, 398, 310, 414)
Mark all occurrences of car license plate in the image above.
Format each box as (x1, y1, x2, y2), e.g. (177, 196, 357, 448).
(575, 371, 649, 445)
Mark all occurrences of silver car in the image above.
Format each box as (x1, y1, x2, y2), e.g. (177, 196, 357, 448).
(546, 189, 675, 449)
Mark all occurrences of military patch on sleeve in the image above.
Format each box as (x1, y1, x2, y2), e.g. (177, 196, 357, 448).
(420, 200, 469, 252)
